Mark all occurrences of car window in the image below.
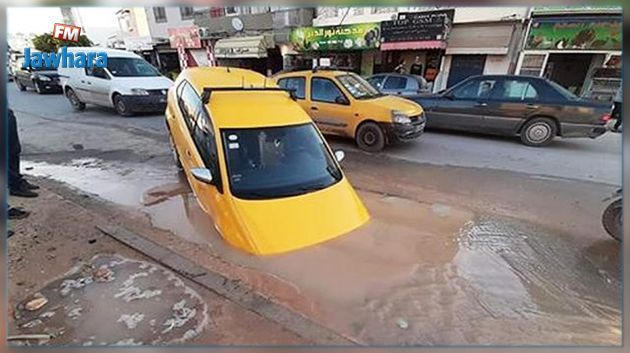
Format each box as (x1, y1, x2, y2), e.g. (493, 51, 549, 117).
(311, 77, 346, 104)
(107, 57, 160, 77)
(497, 80, 539, 100)
(383, 76, 407, 90)
(367, 75, 386, 89)
(85, 66, 109, 79)
(407, 78, 419, 90)
(221, 123, 342, 200)
(337, 73, 381, 99)
(177, 82, 201, 131)
(277, 77, 305, 99)
(452, 78, 498, 99)
(192, 106, 222, 192)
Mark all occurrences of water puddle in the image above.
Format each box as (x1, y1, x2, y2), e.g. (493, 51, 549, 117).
(23, 159, 177, 207)
(22, 158, 621, 345)
(9, 254, 208, 346)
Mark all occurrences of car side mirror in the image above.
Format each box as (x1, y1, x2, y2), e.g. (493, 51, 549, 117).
(335, 96, 349, 105)
(191, 167, 213, 184)
(334, 150, 345, 163)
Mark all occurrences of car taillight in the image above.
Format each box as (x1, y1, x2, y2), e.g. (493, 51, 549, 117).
(600, 113, 612, 122)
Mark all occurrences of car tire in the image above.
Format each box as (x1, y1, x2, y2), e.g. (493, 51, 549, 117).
(356, 122, 386, 152)
(34, 81, 43, 94)
(113, 94, 134, 117)
(169, 134, 183, 169)
(66, 88, 86, 111)
(520, 117, 557, 147)
(602, 199, 622, 241)
(15, 78, 26, 91)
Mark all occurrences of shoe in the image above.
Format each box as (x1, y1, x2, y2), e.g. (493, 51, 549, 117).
(8, 207, 30, 220)
(10, 188, 39, 198)
(21, 180, 39, 190)
(8, 230, 14, 238)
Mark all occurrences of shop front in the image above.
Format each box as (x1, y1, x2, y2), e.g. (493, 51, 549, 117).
(516, 13, 622, 100)
(380, 10, 454, 85)
(438, 20, 524, 89)
(289, 22, 381, 75)
(213, 35, 282, 75)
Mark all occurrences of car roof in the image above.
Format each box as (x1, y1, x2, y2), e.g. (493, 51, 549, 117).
(178, 67, 311, 129)
(276, 69, 351, 78)
(62, 47, 140, 58)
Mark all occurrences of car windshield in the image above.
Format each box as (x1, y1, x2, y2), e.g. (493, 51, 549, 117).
(222, 123, 342, 200)
(547, 80, 579, 101)
(337, 73, 383, 99)
(106, 57, 161, 77)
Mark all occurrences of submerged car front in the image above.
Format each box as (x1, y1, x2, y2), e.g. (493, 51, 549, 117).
(210, 92, 370, 255)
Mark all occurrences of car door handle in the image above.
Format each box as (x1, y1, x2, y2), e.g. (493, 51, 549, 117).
(185, 150, 192, 158)
(310, 106, 319, 111)
(526, 104, 539, 109)
(475, 102, 488, 107)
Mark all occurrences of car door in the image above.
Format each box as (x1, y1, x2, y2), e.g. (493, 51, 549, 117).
(484, 78, 542, 134)
(84, 66, 112, 106)
(308, 76, 353, 136)
(16, 67, 33, 88)
(428, 77, 498, 132)
(277, 76, 307, 111)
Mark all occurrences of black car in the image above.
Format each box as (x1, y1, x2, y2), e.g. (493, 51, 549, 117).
(409, 75, 612, 146)
(14, 65, 62, 94)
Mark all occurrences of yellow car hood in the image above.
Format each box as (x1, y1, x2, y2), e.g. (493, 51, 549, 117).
(229, 178, 369, 255)
(371, 95, 423, 116)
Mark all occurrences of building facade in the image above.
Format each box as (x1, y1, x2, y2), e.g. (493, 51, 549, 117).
(515, 6, 622, 100)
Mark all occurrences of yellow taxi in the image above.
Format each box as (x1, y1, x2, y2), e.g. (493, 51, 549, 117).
(165, 67, 370, 255)
(274, 69, 425, 152)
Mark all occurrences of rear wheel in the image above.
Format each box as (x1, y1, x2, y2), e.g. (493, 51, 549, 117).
(356, 122, 386, 152)
(520, 117, 557, 147)
(602, 199, 622, 241)
(114, 94, 133, 117)
(34, 81, 43, 94)
(15, 78, 26, 91)
(66, 88, 86, 111)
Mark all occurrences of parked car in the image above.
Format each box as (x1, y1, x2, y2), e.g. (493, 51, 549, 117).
(13, 59, 62, 94)
(409, 75, 612, 146)
(366, 73, 429, 96)
(58, 48, 172, 116)
(166, 67, 370, 255)
(275, 69, 426, 152)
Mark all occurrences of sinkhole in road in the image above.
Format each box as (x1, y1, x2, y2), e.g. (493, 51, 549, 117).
(20, 158, 621, 345)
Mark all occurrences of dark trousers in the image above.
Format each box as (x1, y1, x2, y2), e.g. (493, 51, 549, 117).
(8, 109, 23, 190)
(613, 102, 622, 130)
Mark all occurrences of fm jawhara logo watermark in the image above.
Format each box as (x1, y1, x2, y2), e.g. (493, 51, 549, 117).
(22, 23, 108, 69)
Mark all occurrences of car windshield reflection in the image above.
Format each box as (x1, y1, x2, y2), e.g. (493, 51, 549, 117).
(222, 123, 343, 200)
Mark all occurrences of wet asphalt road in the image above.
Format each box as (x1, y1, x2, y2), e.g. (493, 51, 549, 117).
(7, 82, 621, 185)
(7, 82, 622, 345)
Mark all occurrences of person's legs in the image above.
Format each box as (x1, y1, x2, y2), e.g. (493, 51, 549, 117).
(8, 109, 38, 197)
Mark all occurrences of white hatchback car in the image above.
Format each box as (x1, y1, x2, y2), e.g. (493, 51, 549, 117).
(58, 48, 173, 116)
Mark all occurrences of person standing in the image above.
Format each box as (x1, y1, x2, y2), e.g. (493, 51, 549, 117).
(394, 59, 406, 74)
(8, 108, 39, 197)
(612, 86, 622, 131)
(409, 56, 424, 76)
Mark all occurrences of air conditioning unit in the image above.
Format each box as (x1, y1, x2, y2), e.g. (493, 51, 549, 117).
(198, 27, 211, 38)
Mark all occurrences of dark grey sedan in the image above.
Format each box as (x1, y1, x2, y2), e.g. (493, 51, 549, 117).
(367, 73, 429, 97)
(409, 75, 612, 146)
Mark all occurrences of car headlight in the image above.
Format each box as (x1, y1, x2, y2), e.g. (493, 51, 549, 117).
(131, 88, 150, 96)
(392, 110, 411, 124)
(38, 76, 51, 81)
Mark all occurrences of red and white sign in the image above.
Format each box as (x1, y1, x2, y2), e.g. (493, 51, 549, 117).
(53, 23, 82, 43)
(167, 26, 201, 49)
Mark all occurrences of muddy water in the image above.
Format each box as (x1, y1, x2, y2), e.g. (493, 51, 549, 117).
(10, 255, 208, 346)
(23, 158, 621, 345)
